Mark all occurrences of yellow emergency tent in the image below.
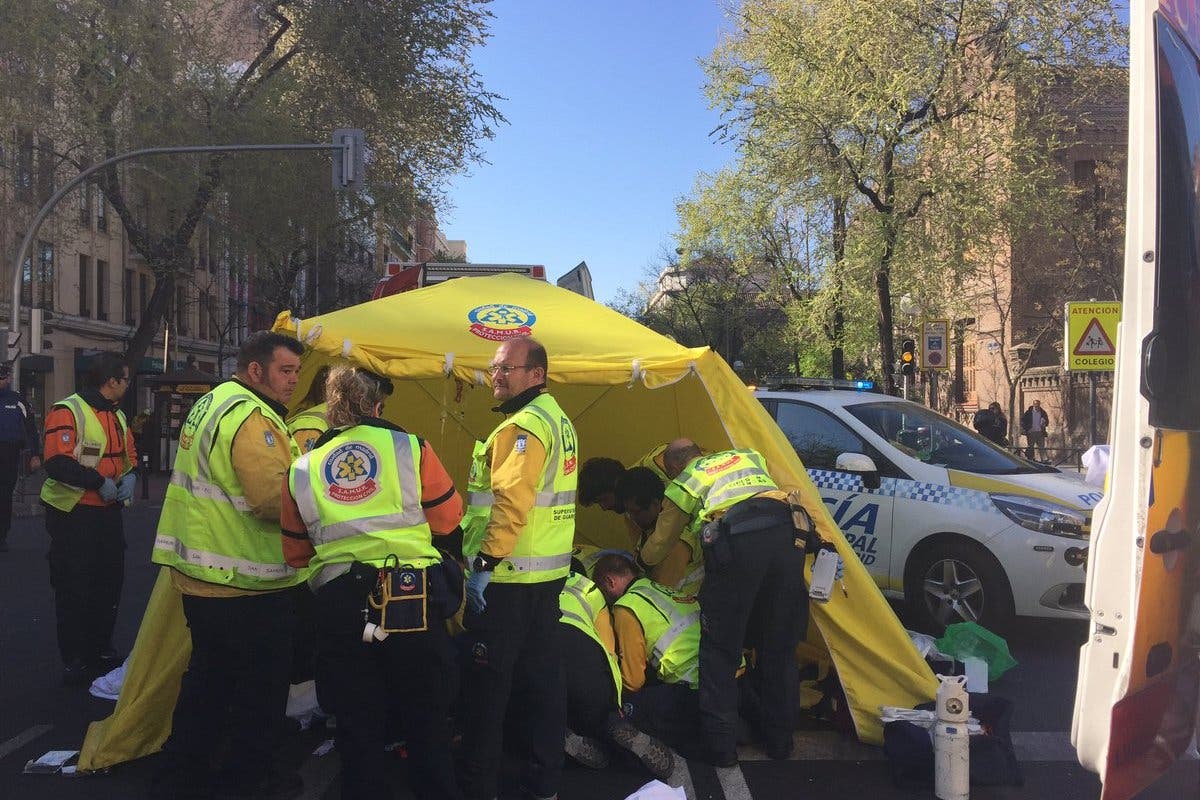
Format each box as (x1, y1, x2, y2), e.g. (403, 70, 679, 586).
(79, 274, 934, 771)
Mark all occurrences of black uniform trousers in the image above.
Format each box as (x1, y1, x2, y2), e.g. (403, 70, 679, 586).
(0, 442, 21, 544)
(460, 578, 566, 800)
(563, 624, 617, 740)
(696, 504, 807, 761)
(624, 682, 706, 760)
(44, 503, 125, 666)
(314, 568, 461, 800)
(161, 588, 297, 790)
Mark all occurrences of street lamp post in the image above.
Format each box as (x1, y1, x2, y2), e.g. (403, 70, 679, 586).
(6, 134, 363, 391)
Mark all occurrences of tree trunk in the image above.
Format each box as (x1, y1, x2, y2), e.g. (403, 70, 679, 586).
(876, 248, 897, 396)
(831, 195, 848, 380)
(123, 271, 176, 370)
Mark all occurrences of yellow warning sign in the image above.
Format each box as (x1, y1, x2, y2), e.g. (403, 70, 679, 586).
(1064, 301, 1121, 371)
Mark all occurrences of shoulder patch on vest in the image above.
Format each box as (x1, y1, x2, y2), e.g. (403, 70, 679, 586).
(515, 434, 527, 454)
(264, 430, 276, 447)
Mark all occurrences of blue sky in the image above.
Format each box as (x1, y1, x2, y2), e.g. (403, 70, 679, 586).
(443, 1, 735, 304)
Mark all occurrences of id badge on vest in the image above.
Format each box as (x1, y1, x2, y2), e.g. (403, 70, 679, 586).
(79, 442, 103, 469)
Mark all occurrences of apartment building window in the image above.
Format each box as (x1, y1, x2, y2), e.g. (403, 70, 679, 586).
(176, 286, 188, 335)
(96, 187, 108, 232)
(13, 129, 33, 201)
(138, 273, 148, 321)
(198, 291, 210, 340)
(123, 269, 135, 325)
(79, 181, 91, 228)
(36, 137, 55, 204)
(197, 227, 209, 271)
(96, 259, 108, 321)
(79, 255, 91, 317)
(36, 241, 54, 310)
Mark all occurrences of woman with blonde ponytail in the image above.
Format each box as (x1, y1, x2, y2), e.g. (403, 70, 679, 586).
(280, 364, 465, 799)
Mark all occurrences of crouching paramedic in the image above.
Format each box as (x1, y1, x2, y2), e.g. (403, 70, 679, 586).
(282, 366, 464, 800)
(615, 466, 705, 596)
(592, 553, 727, 762)
(559, 568, 674, 782)
(640, 440, 809, 765)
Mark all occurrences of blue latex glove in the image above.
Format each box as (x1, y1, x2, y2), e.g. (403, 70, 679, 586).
(116, 473, 137, 504)
(98, 478, 120, 503)
(466, 570, 492, 614)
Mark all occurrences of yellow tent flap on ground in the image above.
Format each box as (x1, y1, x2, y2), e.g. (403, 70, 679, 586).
(80, 274, 934, 772)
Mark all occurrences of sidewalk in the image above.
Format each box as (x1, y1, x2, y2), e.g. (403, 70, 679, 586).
(12, 471, 170, 518)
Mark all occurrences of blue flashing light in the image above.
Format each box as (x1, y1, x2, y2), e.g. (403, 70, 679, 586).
(855, 380, 875, 391)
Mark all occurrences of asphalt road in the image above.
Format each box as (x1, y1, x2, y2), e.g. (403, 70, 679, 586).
(0, 485, 1195, 799)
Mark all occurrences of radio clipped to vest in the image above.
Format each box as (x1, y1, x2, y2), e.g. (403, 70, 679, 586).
(364, 555, 429, 637)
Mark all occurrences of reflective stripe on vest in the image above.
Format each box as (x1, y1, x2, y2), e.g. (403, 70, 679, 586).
(287, 403, 329, 434)
(152, 382, 303, 590)
(559, 573, 622, 701)
(615, 579, 701, 688)
(463, 393, 577, 584)
(40, 395, 131, 512)
(153, 534, 297, 580)
(290, 426, 438, 590)
(668, 449, 778, 522)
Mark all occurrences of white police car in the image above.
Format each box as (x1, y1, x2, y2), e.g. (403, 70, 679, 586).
(755, 388, 1102, 631)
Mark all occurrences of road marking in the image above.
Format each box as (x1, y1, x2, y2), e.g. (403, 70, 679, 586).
(0, 724, 53, 760)
(296, 748, 341, 800)
(715, 763, 754, 800)
(670, 751, 696, 799)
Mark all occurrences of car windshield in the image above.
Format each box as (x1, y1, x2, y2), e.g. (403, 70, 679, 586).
(845, 401, 1052, 474)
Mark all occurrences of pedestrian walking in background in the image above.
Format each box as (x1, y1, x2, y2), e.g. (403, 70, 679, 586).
(459, 336, 578, 800)
(40, 352, 136, 685)
(0, 361, 40, 552)
(150, 331, 307, 800)
(973, 401, 1009, 446)
(1021, 399, 1050, 461)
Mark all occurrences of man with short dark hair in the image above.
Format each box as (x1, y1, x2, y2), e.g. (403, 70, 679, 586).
(151, 331, 307, 800)
(40, 351, 136, 685)
(0, 361, 40, 552)
(615, 466, 705, 596)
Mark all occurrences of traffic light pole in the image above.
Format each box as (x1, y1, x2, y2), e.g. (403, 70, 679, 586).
(6, 138, 360, 391)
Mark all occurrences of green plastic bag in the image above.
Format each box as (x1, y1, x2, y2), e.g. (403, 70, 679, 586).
(935, 622, 1018, 681)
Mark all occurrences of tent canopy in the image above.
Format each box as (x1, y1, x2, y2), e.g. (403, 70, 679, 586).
(274, 274, 936, 740)
(79, 274, 934, 772)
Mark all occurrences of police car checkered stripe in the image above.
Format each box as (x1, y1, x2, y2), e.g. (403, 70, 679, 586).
(806, 469, 1000, 515)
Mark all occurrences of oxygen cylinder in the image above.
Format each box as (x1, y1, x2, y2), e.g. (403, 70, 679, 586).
(934, 673, 970, 800)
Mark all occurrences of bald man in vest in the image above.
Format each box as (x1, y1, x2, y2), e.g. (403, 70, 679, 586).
(636, 439, 812, 766)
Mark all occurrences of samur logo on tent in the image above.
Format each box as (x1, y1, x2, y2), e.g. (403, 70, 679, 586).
(467, 303, 537, 340)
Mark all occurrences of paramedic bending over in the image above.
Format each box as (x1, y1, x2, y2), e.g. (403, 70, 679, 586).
(282, 366, 465, 800)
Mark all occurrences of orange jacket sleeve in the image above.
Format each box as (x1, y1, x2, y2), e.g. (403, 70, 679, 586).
(419, 440, 464, 535)
(281, 473, 315, 568)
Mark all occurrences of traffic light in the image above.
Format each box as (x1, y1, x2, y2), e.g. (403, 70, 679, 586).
(900, 338, 917, 377)
(331, 128, 365, 191)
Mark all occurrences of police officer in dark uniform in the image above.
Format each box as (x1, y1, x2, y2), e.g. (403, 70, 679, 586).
(0, 361, 40, 552)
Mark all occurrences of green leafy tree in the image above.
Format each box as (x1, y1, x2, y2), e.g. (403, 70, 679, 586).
(0, 0, 503, 368)
(705, 0, 1125, 394)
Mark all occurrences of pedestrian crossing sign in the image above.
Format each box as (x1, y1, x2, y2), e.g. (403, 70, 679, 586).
(1064, 301, 1121, 371)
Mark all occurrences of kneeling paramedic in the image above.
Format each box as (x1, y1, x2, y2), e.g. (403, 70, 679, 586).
(592, 553, 741, 762)
(282, 366, 465, 800)
(638, 440, 838, 765)
(558, 566, 674, 781)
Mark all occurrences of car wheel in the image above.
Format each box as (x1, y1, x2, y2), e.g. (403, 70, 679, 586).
(904, 539, 1014, 634)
